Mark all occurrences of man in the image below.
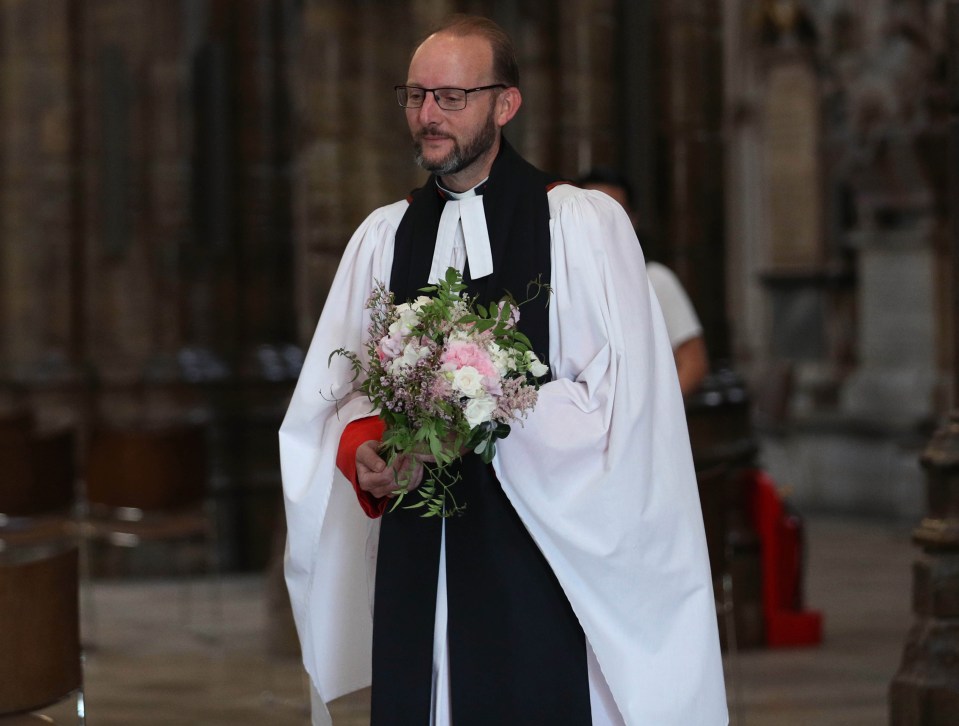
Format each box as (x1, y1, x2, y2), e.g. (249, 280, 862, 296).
(577, 167, 709, 398)
(280, 15, 726, 726)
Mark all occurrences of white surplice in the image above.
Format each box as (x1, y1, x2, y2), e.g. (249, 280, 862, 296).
(280, 184, 728, 726)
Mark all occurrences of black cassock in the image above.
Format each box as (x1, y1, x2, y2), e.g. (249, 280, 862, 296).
(371, 141, 592, 725)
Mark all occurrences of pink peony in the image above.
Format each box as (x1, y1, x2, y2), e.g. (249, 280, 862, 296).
(441, 340, 498, 378)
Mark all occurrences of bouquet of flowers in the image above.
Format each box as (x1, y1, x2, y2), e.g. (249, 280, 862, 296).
(332, 267, 550, 517)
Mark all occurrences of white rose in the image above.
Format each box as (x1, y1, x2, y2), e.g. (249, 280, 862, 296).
(410, 295, 432, 311)
(488, 343, 511, 376)
(388, 306, 420, 336)
(388, 341, 430, 373)
(464, 395, 497, 428)
(451, 366, 484, 397)
(527, 352, 549, 378)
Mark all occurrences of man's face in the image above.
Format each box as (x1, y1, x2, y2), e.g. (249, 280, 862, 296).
(413, 101, 498, 178)
(405, 33, 502, 181)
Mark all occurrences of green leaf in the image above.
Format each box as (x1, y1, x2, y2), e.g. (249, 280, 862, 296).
(512, 331, 533, 349)
(428, 432, 443, 460)
(388, 492, 406, 512)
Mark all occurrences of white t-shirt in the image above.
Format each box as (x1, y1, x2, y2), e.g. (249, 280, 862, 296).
(646, 260, 703, 349)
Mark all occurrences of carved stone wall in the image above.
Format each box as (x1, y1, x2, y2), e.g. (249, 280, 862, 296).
(83, 0, 188, 396)
(0, 0, 300, 426)
(726, 0, 952, 519)
(0, 0, 78, 406)
(0, 0, 628, 567)
(0, 0, 303, 569)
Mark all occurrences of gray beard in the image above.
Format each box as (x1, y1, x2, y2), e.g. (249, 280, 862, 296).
(413, 111, 497, 177)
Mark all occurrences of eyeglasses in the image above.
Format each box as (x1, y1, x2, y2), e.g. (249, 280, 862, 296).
(394, 84, 507, 111)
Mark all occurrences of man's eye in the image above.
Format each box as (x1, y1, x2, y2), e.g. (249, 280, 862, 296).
(407, 89, 426, 103)
(438, 90, 464, 105)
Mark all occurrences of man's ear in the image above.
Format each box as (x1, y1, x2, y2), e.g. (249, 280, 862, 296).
(495, 87, 522, 127)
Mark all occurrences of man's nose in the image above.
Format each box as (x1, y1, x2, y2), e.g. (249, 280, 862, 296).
(416, 92, 443, 124)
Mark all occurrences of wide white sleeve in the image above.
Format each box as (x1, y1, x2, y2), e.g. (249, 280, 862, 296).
(279, 200, 406, 714)
(494, 188, 728, 725)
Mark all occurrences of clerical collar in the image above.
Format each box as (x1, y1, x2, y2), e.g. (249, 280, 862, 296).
(436, 177, 489, 200)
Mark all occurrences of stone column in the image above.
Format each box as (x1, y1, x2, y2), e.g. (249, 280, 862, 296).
(509, 0, 560, 171)
(229, 0, 297, 372)
(889, 415, 959, 721)
(652, 0, 728, 359)
(290, 1, 424, 341)
(889, 1, 959, 722)
(77, 0, 198, 425)
(618, 1, 655, 243)
(555, 0, 618, 176)
(0, 0, 73, 368)
(290, 2, 348, 342)
(0, 0, 92, 430)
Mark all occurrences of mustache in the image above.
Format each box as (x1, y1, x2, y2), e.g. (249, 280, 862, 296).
(416, 126, 453, 141)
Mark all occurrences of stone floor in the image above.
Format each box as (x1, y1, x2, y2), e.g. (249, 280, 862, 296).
(34, 514, 916, 725)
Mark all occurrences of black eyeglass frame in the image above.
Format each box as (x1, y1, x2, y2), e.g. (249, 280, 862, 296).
(394, 84, 508, 110)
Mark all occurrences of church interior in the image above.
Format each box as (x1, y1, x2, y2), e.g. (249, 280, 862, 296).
(1, 0, 956, 724)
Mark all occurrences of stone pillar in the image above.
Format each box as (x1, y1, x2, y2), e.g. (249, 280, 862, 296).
(0, 0, 93, 431)
(290, 2, 424, 340)
(653, 0, 728, 360)
(618, 1, 655, 244)
(229, 0, 297, 371)
(555, 0, 618, 176)
(510, 0, 561, 171)
(186, 0, 302, 571)
(889, 1, 959, 722)
(290, 3, 349, 342)
(79, 0, 213, 428)
(890, 415, 959, 722)
(0, 0, 73, 369)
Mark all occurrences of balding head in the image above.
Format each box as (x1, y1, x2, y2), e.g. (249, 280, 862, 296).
(417, 15, 519, 89)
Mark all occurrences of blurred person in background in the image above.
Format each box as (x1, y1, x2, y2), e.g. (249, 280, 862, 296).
(578, 167, 709, 398)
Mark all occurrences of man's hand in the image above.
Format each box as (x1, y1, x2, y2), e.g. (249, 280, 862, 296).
(356, 440, 425, 499)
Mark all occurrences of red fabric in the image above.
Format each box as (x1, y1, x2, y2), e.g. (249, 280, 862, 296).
(336, 416, 388, 518)
(747, 468, 823, 647)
